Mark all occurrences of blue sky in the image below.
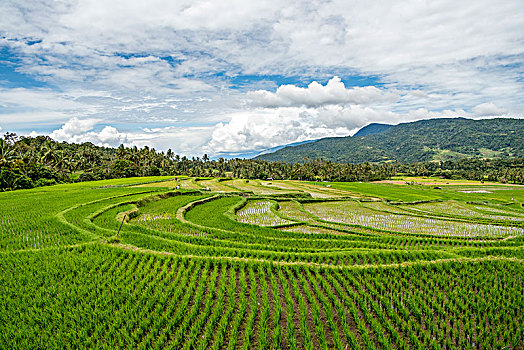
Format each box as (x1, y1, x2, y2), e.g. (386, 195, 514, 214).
(0, 45, 47, 89)
(0, 0, 523, 157)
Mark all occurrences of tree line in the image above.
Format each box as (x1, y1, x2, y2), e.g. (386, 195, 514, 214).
(1, 133, 523, 191)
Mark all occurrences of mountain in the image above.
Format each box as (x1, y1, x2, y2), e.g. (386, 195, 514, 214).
(211, 139, 319, 160)
(353, 123, 392, 137)
(255, 139, 319, 157)
(255, 117, 524, 164)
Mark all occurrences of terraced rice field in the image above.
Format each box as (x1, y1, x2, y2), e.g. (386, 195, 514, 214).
(197, 178, 237, 192)
(304, 200, 524, 238)
(1, 177, 523, 349)
(227, 179, 287, 195)
(291, 183, 352, 198)
(236, 200, 295, 227)
(277, 201, 315, 223)
(177, 178, 203, 190)
(400, 200, 524, 222)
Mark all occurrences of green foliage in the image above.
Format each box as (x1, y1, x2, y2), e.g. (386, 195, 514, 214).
(2, 121, 524, 193)
(0, 167, 33, 190)
(112, 159, 140, 178)
(0, 177, 523, 349)
(34, 177, 58, 187)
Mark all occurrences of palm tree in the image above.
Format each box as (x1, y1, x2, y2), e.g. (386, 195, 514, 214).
(0, 139, 18, 167)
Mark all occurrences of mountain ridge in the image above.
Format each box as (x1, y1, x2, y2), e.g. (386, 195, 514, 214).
(255, 117, 524, 164)
(353, 123, 392, 137)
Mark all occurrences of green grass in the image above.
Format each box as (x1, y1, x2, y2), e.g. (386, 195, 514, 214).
(0, 176, 523, 349)
(431, 148, 470, 161)
(321, 181, 524, 203)
(318, 181, 448, 201)
(1, 245, 522, 349)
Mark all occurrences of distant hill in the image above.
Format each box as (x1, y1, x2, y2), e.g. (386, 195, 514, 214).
(353, 123, 392, 137)
(255, 117, 524, 163)
(211, 139, 319, 159)
(255, 139, 319, 157)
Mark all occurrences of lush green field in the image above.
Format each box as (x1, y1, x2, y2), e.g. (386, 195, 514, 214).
(1, 177, 523, 349)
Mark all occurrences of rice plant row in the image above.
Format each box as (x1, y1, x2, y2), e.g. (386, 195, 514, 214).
(124, 195, 520, 264)
(1, 177, 523, 349)
(1, 244, 522, 349)
(36, 187, 519, 268)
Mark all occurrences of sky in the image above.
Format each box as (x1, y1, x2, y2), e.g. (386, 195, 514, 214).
(0, 0, 523, 158)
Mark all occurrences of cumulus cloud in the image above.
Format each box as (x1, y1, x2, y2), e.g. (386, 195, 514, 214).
(47, 119, 213, 156)
(206, 106, 398, 154)
(40, 105, 473, 157)
(1, 0, 523, 157)
(472, 102, 507, 116)
(247, 77, 398, 108)
(96, 126, 129, 145)
(50, 118, 101, 139)
(50, 117, 128, 147)
(206, 109, 318, 153)
(204, 104, 476, 155)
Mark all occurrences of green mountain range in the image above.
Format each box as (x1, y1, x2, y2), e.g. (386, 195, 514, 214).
(353, 123, 392, 137)
(256, 117, 524, 164)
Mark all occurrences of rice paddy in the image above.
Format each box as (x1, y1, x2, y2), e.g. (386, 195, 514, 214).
(236, 200, 296, 227)
(304, 200, 524, 238)
(1, 176, 523, 349)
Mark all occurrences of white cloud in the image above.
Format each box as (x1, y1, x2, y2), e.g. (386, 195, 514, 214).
(247, 77, 398, 108)
(207, 110, 312, 153)
(96, 126, 128, 145)
(38, 104, 478, 157)
(45, 118, 213, 155)
(131, 126, 214, 155)
(0, 111, 74, 128)
(58, 0, 281, 33)
(49, 117, 128, 147)
(205, 105, 438, 154)
(4, 1, 523, 106)
(472, 102, 507, 116)
(50, 117, 101, 139)
(1, 0, 523, 157)
(0, 88, 90, 114)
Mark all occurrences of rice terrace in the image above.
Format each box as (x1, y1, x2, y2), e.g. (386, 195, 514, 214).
(1, 176, 523, 349)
